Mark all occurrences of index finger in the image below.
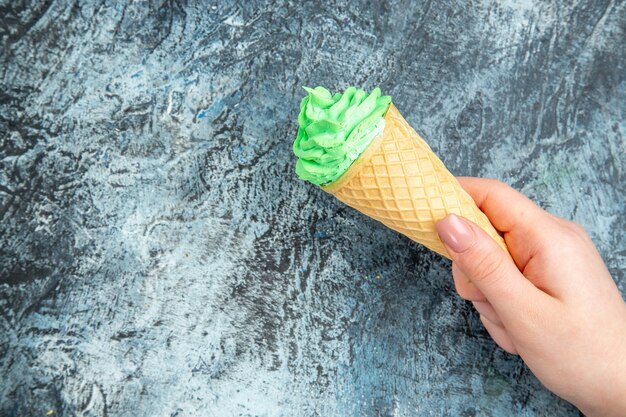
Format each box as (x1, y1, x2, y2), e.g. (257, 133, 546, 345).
(456, 177, 559, 270)
(456, 177, 547, 233)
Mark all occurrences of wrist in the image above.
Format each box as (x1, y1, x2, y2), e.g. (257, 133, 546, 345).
(578, 326, 626, 416)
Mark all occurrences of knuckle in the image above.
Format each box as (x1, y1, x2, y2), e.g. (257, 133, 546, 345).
(466, 245, 507, 288)
(567, 221, 589, 238)
(452, 270, 472, 300)
(484, 178, 507, 191)
(454, 280, 477, 301)
(453, 263, 485, 301)
(559, 220, 591, 247)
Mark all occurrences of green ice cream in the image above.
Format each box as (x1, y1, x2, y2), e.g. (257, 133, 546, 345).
(293, 86, 392, 186)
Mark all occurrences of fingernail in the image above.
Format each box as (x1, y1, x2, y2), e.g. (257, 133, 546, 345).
(436, 214, 475, 253)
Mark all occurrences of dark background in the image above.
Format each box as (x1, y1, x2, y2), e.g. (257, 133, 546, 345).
(1, 1, 624, 416)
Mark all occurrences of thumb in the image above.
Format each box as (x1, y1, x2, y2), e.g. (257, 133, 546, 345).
(436, 214, 541, 318)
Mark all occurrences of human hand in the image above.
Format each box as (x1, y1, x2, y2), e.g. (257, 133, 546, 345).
(435, 177, 626, 417)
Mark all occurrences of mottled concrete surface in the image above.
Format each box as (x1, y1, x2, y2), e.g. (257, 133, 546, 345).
(0, 1, 624, 416)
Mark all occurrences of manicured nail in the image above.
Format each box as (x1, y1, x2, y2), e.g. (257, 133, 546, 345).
(436, 214, 475, 253)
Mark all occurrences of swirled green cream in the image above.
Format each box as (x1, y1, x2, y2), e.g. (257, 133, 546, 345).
(293, 86, 391, 186)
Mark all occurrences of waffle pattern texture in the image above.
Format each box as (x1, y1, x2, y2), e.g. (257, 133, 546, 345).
(322, 104, 508, 258)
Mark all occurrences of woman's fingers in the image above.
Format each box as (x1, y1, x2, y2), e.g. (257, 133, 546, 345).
(454, 177, 577, 299)
(437, 214, 552, 328)
(455, 177, 546, 234)
(480, 315, 518, 355)
(455, 177, 559, 271)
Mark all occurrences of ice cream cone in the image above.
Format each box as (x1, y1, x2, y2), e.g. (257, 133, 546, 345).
(321, 104, 508, 259)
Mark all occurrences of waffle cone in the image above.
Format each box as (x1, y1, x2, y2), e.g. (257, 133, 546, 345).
(322, 104, 508, 259)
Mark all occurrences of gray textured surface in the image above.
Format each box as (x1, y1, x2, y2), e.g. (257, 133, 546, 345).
(1, 1, 625, 416)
